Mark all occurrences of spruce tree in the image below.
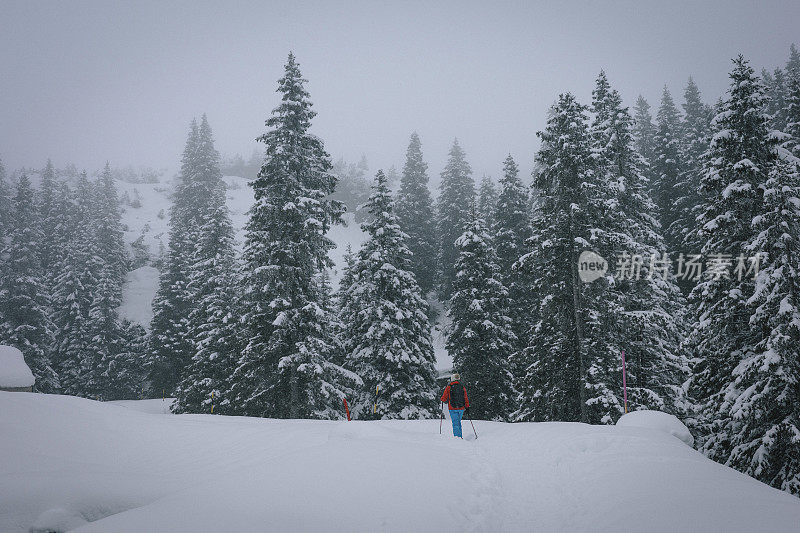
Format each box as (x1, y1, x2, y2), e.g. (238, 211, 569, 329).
(723, 154, 800, 495)
(676, 78, 713, 266)
(689, 56, 776, 457)
(493, 155, 532, 352)
(95, 162, 128, 291)
(632, 95, 657, 183)
(652, 87, 683, 252)
(233, 54, 354, 419)
(785, 54, 800, 157)
(590, 74, 688, 418)
(764, 68, 789, 132)
(394, 133, 437, 295)
(342, 170, 438, 419)
(477, 175, 498, 231)
(447, 214, 515, 421)
(37, 160, 60, 280)
(787, 43, 800, 80)
(514, 93, 599, 423)
(103, 319, 148, 400)
(0, 158, 10, 236)
(0, 173, 58, 392)
(174, 179, 240, 415)
(52, 173, 101, 397)
(436, 139, 475, 299)
(148, 120, 202, 396)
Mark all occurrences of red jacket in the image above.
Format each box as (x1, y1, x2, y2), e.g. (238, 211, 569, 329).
(441, 381, 469, 410)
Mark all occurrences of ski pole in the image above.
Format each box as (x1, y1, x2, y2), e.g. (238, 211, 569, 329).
(439, 402, 444, 434)
(466, 409, 478, 439)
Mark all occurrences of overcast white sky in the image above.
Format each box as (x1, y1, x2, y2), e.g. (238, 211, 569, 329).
(1, 0, 798, 182)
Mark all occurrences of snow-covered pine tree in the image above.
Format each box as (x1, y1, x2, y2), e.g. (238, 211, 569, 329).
(689, 56, 777, 457)
(675, 78, 713, 271)
(722, 153, 800, 496)
(394, 133, 437, 295)
(590, 74, 688, 419)
(787, 43, 800, 81)
(437, 139, 475, 299)
(763, 68, 789, 132)
(652, 87, 684, 253)
(447, 213, 515, 421)
(174, 177, 241, 415)
(0, 173, 58, 392)
(232, 53, 354, 419)
(477, 175, 498, 231)
(514, 93, 599, 423)
(342, 170, 438, 419)
(148, 119, 203, 396)
(0, 158, 10, 236)
(88, 267, 124, 399)
(493, 155, 532, 352)
(37, 160, 60, 283)
(85, 162, 135, 399)
(52, 172, 102, 397)
(103, 319, 148, 400)
(632, 95, 657, 184)
(95, 162, 128, 291)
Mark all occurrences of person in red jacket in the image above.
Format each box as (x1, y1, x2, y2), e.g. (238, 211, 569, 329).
(441, 373, 469, 438)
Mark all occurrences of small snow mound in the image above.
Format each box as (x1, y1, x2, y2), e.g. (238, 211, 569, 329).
(0, 345, 35, 388)
(616, 410, 694, 447)
(29, 507, 88, 533)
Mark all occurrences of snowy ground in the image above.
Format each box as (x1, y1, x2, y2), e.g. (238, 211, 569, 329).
(2, 393, 799, 532)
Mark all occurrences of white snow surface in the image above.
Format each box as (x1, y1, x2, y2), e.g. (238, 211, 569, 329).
(0, 345, 35, 388)
(108, 398, 176, 414)
(2, 393, 800, 532)
(118, 266, 159, 329)
(616, 409, 695, 447)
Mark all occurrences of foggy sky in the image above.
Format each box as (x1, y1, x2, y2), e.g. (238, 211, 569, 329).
(2, 0, 799, 183)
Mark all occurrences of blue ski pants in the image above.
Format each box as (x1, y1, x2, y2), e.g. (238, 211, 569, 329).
(449, 409, 464, 438)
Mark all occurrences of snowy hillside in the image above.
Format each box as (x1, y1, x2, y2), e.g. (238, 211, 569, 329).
(2, 392, 799, 532)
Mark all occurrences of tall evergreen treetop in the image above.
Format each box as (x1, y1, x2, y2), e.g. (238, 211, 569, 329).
(690, 56, 777, 453)
(395, 132, 437, 295)
(652, 86, 684, 252)
(233, 53, 350, 419)
(0, 158, 10, 236)
(632, 95, 657, 181)
(514, 93, 598, 423)
(493, 154, 532, 352)
(677, 78, 713, 256)
(437, 139, 475, 298)
(477, 175, 499, 231)
(37, 160, 59, 276)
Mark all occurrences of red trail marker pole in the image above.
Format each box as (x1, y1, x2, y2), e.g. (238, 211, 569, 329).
(622, 350, 628, 414)
(343, 398, 351, 421)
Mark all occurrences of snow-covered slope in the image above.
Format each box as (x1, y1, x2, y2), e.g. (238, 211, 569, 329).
(2, 393, 798, 532)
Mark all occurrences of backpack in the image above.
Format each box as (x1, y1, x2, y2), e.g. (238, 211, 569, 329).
(449, 382, 466, 409)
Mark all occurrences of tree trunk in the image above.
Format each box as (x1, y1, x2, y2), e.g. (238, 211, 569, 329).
(289, 365, 299, 418)
(569, 212, 589, 424)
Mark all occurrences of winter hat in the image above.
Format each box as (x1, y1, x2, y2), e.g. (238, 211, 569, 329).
(452, 373, 460, 381)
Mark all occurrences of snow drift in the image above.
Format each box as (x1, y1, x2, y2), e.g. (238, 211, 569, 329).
(0, 345, 35, 389)
(1, 392, 799, 532)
